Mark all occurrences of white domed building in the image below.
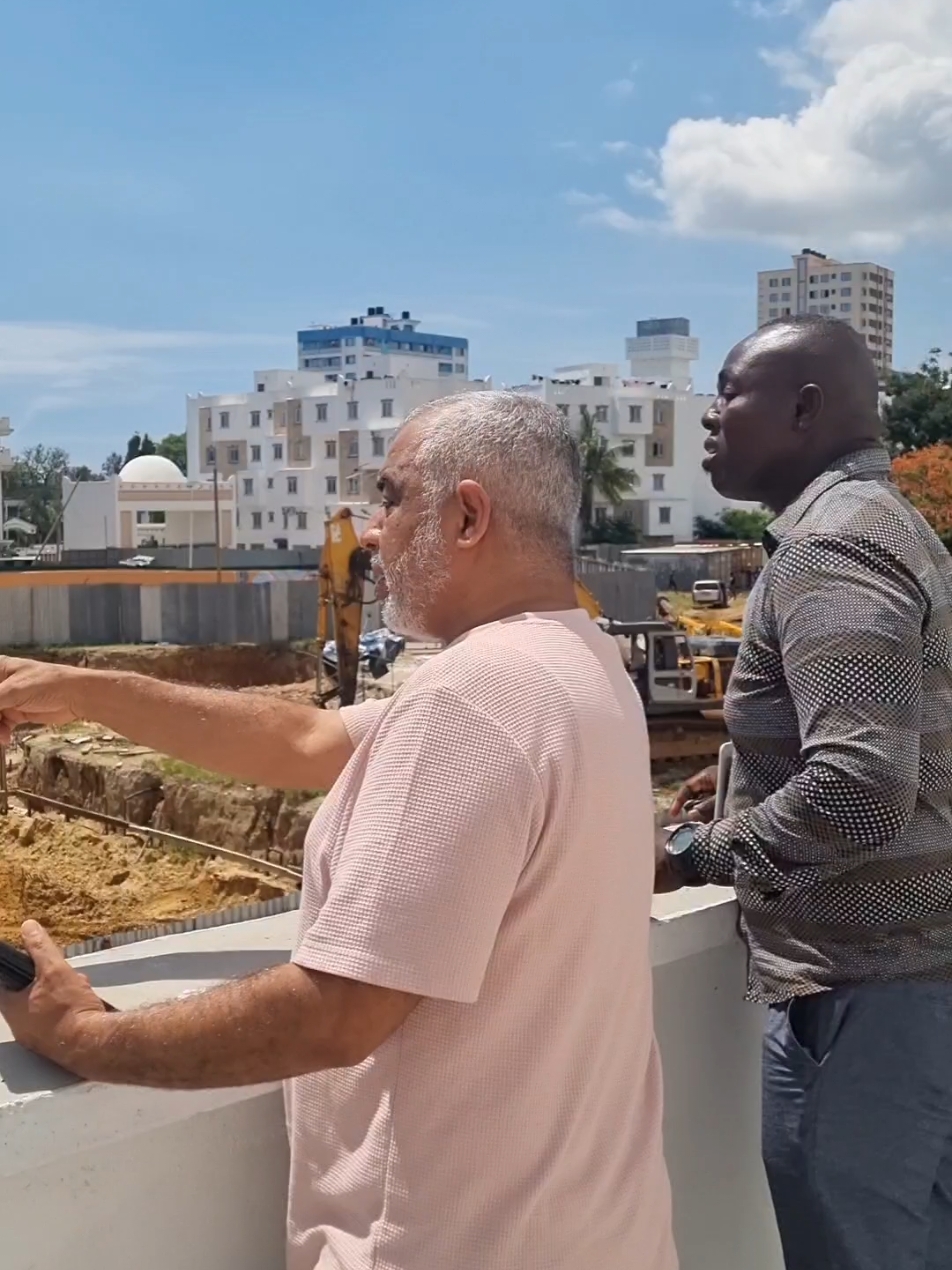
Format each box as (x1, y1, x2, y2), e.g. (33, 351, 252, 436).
(63, 451, 235, 554)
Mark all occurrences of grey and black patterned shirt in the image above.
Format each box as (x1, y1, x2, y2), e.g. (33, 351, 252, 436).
(690, 447, 952, 1004)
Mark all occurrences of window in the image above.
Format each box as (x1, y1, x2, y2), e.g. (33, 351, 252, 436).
(628, 404, 642, 424)
(769, 308, 779, 318)
(316, 403, 328, 422)
(136, 510, 166, 525)
(326, 475, 338, 495)
(219, 411, 230, 429)
(808, 305, 819, 313)
(287, 476, 298, 495)
(595, 405, 609, 424)
(769, 292, 779, 302)
(346, 474, 360, 495)
(781, 292, 791, 301)
(268, 510, 275, 522)
(273, 443, 283, 460)
(345, 355, 356, 365)
(841, 287, 852, 297)
(809, 274, 818, 283)
(347, 439, 359, 459)
(257, 382, 265, 393)
(652, 441, 664, 458)
(821, 273, 830, 282)
(243, 478, 254, 496)
(653, 474, 665, 492)
(372, 434, 385, 458)
(228, 446, 240, 464)
(205, 446, 215, 464)
(347, 400, 359, 421)
(658, 506, 671, 526)
(266, 477, 274, 490)
(235, 511, 240, 528)
(782, 307, 792, 316)
(381, 398, 393, 418)
(344, 337, 356, 347)
(251, 444, 261, 462)
(769, 277, 779, 287)
(809, 290, 818, 298)
(841, 272, 852, 281)
(438, 362, 453, 374)
(204, 415, 212, 432)
(619, 440, 635, 457)
(297, 512, 308, 530)
(252, 512, 262, 530)
(250, 411, 260, 428)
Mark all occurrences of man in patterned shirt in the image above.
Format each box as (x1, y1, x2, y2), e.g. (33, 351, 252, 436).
(660, 315, 952, 1270)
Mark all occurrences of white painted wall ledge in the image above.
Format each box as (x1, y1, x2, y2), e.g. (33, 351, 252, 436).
(0, 891, 781, 1270)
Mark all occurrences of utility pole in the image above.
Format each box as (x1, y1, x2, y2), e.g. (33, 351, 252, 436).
(212, 449, 222, 582)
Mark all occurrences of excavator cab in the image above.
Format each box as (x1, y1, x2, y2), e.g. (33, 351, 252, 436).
(315, 508, 372, 707)
(606, 620, 698, 713)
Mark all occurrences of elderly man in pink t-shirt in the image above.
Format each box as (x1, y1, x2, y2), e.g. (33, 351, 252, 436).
(0, 391, 676, 1270)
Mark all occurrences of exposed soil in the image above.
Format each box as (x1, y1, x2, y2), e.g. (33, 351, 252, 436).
(0, 642, 318, 689)
(0, 808, 296, 947)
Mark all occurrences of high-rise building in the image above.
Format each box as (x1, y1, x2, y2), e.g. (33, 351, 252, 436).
(757, 249, 895, 378)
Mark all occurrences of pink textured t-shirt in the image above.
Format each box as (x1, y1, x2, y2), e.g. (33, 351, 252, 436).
(287, 609, 675, 1270)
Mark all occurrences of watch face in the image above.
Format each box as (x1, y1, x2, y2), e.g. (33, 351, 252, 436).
(667, 824, 698, 855)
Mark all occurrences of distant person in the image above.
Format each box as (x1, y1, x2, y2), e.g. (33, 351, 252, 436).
(659, 316, 952, 1270)
(0, 392, 675, 1270)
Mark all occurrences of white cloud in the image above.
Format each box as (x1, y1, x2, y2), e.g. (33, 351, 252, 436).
(604, 78, 635, 99)
(740, 0, 806, 17)
(580, 206, 656, 234)
(0, 323, 287, 432)
(602, 140, 635, 154)
(635, 0, 952, 249)
(758, 46, 823, 92)
(561, 189, 610, 207)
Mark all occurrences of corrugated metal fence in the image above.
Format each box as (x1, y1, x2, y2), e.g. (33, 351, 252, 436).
(0, 579, 321, 648)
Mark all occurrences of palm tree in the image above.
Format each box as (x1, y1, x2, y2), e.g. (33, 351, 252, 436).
(577, 406, 639, 541)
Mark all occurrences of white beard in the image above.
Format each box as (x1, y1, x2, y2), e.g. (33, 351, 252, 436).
(377, 507, 450, 641)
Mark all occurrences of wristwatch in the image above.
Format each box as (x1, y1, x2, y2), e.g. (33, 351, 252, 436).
(663, 822, 705, 887)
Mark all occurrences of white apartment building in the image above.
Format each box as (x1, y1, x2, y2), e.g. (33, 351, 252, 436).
(515, 319, 748, 544)
(185, 308, 487, 549)
(757, 248, 895, 378)
(0, 416, 14, 543)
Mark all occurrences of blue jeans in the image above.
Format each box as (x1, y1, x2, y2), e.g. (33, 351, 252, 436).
(763, 982, 952, 1270)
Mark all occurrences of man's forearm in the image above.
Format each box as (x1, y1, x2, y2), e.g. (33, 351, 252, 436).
(66, 965, 361, 1089)
(68, 669, 346, 790)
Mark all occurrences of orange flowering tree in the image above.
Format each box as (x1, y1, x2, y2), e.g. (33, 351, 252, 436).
(892, 445, 952, 543)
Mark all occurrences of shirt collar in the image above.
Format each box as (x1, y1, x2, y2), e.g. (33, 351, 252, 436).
(762, 446, 891, 557)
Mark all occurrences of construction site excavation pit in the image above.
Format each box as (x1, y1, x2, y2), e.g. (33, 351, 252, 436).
(0, 806, 299, 950)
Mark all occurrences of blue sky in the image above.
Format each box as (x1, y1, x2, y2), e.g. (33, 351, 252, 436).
(1, 0, 949, 466)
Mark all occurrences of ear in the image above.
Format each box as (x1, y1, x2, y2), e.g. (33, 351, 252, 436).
(453, 480, 492, 550)
(794, 383, 824, 432)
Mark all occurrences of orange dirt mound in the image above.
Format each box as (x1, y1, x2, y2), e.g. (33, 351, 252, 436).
(0, 810, 296, 947)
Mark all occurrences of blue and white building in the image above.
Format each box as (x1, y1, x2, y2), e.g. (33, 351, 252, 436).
(298, 306, 469, 383)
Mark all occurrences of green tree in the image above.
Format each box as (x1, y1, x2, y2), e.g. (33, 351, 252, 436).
(588, 515, 641, 546)
(156, 432, 187, 472)
(578, 406, 638, 541)
(139, 432, 156, 456)
(4, 445, 72, 539)
(124, 433, 143, 465)
(883, 350, 952, 455)
(694, 507, 772, 541)
(102, 452, 124, 476)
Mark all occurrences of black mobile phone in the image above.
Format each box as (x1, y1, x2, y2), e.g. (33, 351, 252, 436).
(0, 940, 36, 992)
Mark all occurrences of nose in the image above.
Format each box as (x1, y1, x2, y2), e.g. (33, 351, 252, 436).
(701, 403, 720, 433)
(361, 509, 383, 551)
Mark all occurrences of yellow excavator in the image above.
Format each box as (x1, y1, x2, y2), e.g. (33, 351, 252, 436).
(314, 509, 372, 707)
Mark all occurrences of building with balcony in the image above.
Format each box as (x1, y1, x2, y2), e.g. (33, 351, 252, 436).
(757, 248, 895, 379)
(186, 311, 489, 550)
(514, 320, 752, 544)
(62, 454, 235, 554)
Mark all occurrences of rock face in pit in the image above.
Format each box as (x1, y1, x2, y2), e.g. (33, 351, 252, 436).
(16, 731, 323, 867)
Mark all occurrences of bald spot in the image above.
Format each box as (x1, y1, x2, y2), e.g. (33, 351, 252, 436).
(731, 319, 882, 446)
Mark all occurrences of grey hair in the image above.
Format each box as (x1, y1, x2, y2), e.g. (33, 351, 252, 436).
(405, 391, 582, 567)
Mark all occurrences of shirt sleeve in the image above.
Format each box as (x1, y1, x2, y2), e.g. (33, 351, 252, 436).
(690, 534, 926, 891)
(339, 697, 390, 748)
(294, 683, 544, 1003)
